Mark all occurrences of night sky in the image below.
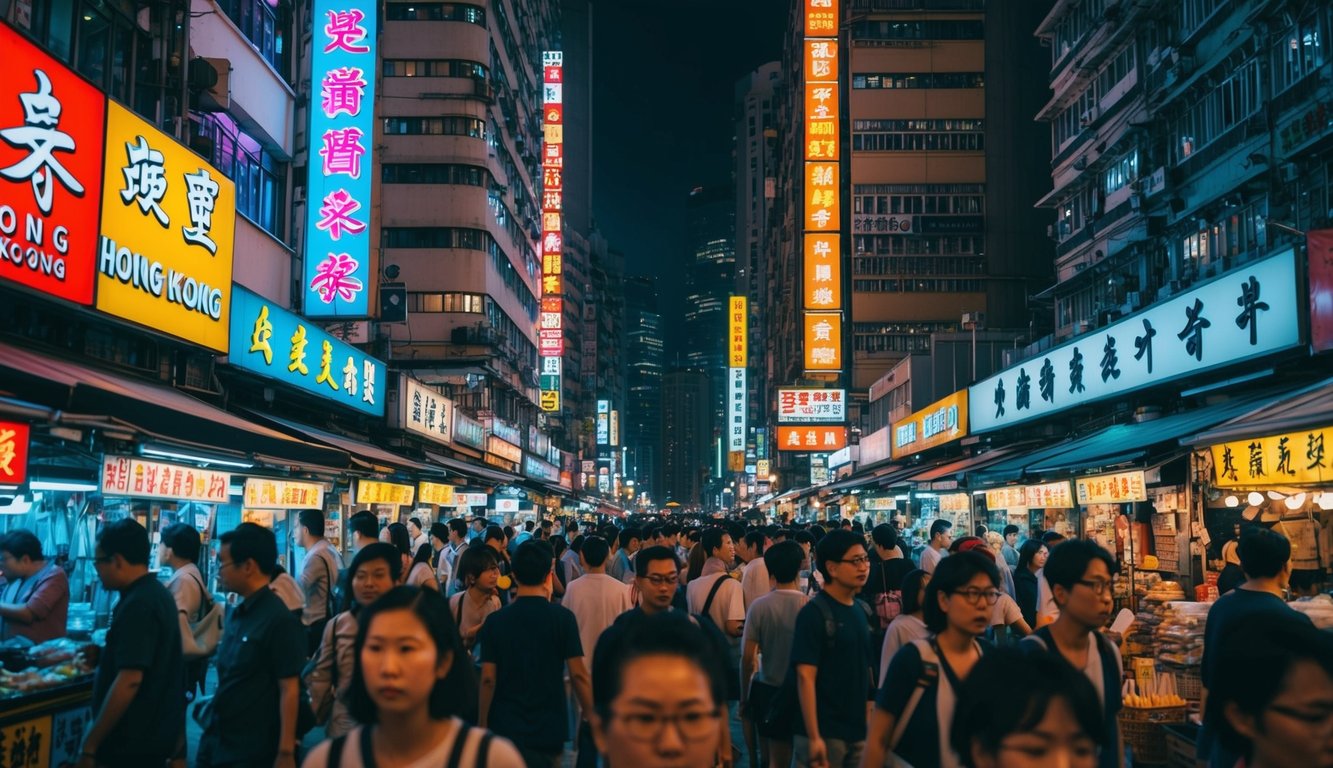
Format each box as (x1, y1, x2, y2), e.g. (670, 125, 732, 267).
(591, 0, 786, 355)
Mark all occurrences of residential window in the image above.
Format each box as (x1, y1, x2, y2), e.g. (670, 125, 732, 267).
(852, 119, 984, 151)
(850, 19, 984, 40)
(851, 323, 946, 353)
(1271, 14, 1325, 94)
(214, 0, 291, 78)
(1171, 59, 1262, 165)
(852, 72, 984, 89)
(382, 227, 537, 320)
(382, 59, 489, 79)
(191, 113, 287, 239)
(1179, 0, 1229, 42)
(853, 235, 984, 256)
(382, 163, 492, 186)
(384, 2, 486, 24)
(382, 116, 487, 137)
(407, 292, 486, 313)
(853, 188, 985, 215)
(1101, 148, 1140, 196)
(1051, 0, 1104, 68)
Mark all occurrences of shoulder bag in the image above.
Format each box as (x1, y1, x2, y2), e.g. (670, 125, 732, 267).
(180, 572, 224, 660)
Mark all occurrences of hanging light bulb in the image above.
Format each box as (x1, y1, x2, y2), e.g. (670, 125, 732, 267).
(1293, 492, 1307, 505)
(1248, 491, 1266, 506)
(1267, 490, 1286, 500)
(1285, 495, 1303, 510)
(1318, 493, 1333, 511)
(1224, 495, 1240, 508)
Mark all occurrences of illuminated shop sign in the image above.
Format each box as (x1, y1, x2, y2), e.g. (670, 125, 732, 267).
(356, 480, 415, 506)
(776, 425, 847, 452)
(243, 479, 325, 510)
(102, 456, 229, 503)
(892, 391, 968, 458)
(777, 388, 845, 423)
(801, 3, 843, 379)
(0, 420, 30, 485)
(1210, 427, 1333, 488)
(539, 50, 563, 411)
(399, 376, 453, 446)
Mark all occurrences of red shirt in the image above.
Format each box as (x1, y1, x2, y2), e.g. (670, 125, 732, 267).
(1, 561, 70, 643)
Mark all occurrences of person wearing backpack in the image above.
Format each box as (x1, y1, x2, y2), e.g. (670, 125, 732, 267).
(161, 524, 212, 692)
(296, 510, 345, 657)
(687, 528, 747, 766)
(862, 551, 999, 768)
(741, 542, 809, 768)
(790, 530, 873, 768)
(1020, 540, 1124, 768)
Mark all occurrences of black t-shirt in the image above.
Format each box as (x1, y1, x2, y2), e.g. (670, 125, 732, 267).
(479, 596, 583, 751)
(788, 593, 872, 742)
(201, 587, 307, 764)
(1201, 588, 1314, 688)
(94, 574, 185, 761)
(863, 556, 915, 602)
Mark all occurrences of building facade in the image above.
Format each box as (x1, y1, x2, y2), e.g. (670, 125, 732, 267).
(659, 367, 712, 507)
(683, 183, 737, 434)
(625, 275, 664, 503)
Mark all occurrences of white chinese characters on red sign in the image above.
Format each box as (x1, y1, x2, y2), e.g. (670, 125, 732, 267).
(101, 457, 230, 502)
(777, 388, 846, 423)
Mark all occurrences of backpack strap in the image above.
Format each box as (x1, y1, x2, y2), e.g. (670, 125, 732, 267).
(327, 733, 348, 768)
(701, 573, 730, 618)
(188, 572, 213, 620)
(890, 638, 940, 751)
(475, 732, 493, 765)
(811, 591, 839, 654)
(323, 551, 336, 618)
(454, 592, 465, 629)
(359, 725, 376, 767)
(445, 723, 473, 768)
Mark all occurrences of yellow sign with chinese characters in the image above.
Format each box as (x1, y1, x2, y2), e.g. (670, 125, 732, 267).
(803, 312, 842, 372)
(1075, 471, 1147, 504)
(418, 481, 456, 506)
(96, 102, 236, 351)
(355, 480, 416, 506)
(0, 714, 51, 766)
(729, 295, 747, 367)
(243, 478, 325, 510)
(1210, 427, 1333, 487)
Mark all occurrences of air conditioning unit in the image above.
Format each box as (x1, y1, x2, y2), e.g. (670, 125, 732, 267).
(1080, 107, 1100, 126)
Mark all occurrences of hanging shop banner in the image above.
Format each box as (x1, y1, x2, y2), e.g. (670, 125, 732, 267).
(810, 455, 829, 485)
(418, 481, 455, 506)
(524, 454, 559, 483)
(892, 390, 968, 459)
(101, 456, 230, 502)
(803, 312, 842, 372)
(804, 0, 838, 35)
(243, 478, 325, 510)
(302, 0, 378, 317)
(729, 295, 747, 367)
(487, 436, 522, 465)
(729, 367, 747, 451)
(1075, 470, 1148, 504)
(984, 487, 1028, 511)
(610, 410, 620, 447)
(489, 417, 522, 447)
(861, 495, 895, 511)
(777, 425, 847, 452)
(97, 102, 236, 351)
(1210, 426, 1333, 487)
(969, 249, 1302, 433)
(1025, 481, 1074, 509)
(0, 420, 30, 485)
(0, 24, 106, 305)
(803, 233, 841, 310)
(453, 411, 485, 450)
(355, 480, 414, 506)
(777, 388, 846, 423)
(228, 285, 385, 416)
(939, 493, 971, 515)
(399, 376, 453, 445)
(803, 161, 840, 232)
(455, 492, 488, 507)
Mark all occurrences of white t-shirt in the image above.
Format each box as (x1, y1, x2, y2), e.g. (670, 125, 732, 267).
(741, 557, 771, 609)
(407, 562, 438, 590)
(270, 573, 305, 612)
(561, 573, 633, 672)
(1036, 568, 1060, 624)
(686, 568, 745, 649)
(879, 614, 930, 686)
(919, 545, 944, 574)
(992, 592, 1024, 627)
(300, 720, 524, 768)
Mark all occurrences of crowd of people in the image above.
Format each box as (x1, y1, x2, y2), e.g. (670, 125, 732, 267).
(0, 511, 1330, 768)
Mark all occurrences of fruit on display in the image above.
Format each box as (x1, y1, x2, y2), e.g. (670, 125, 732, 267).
(1123, 675, 1188, 709)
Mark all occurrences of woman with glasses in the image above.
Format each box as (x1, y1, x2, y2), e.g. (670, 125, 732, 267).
(591, 610, 727, 768)
(449, 545, 502, 665)
(861, 551, 1000, 768)
(300, 586, 524, 767)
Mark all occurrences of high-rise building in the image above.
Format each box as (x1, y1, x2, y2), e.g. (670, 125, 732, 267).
(625, 275, 665, 501)
(659, 368, 712, 506)
(683, 184, 736, 434)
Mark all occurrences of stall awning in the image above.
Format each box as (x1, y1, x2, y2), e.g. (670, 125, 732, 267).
(972, 394, 1279, 483)
(823, 464, 904, 494)
(0, 342, 347, 468)
(901, 444, 1037, 485)
(425, 451, 521, 485)
(245, 410, 439, 475)
(1186, 377, 1333, 447)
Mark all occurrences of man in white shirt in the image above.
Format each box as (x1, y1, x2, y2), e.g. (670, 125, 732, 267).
(739, 531, 771, 609)
(407, 517, 430, 555)
(918, 518, 953, 574)
(686, 527, 748, 766)
(295, 509, 343, 656)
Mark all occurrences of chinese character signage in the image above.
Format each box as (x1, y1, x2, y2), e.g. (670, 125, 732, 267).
(939, 493, 970, 515)
(96, 102, 235, 351)
(101, 456, 230, 502)
(303, 0, 377, 317)
(729, 367, 747, 451)
(524, 454, 559, 482)
(0, 420, 30, 484)
(1209, 427, 1333, 488)
(0, 24, 105, 306)
(968, 250, 1302, 433)
(596, 399, 609, 445)
(0, 714, 52, 766)
(228, 285, 385, 416)
(1075, 471, 1147, 504)
(418, 481, 455, 506)
(610, 409, 620, 447)
(804, 82, 839, 162)
(455, 492, 488, 507)
(1025, 481, 1074, 509)
(804, 0, 837, 35)
(487, 436, 522, 465)
(355, 480, 415, 506)
(804, 161, 840, 232)
(453, 411, 485, 450)
(398, 375, 453, 446)
(984, 487, 1028, 511)
(540, 50, 564, 411)
(729, 295, 747, 367)
(243, 478, 325, 509)
(777, 425, 847, 452)
(803, 312, 842, 371)
(777, 388, 845, 424)
(804, 233, 841, 310)
(892, 391, 968, 458)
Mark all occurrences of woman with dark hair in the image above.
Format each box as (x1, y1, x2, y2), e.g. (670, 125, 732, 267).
(449, 545, 502, 663)
(1204, 621, 1333, 768)
(862, 552, 1000, 768)
(301, 587, 524, 767)
(305, 543, 401, 739)
(1014, 539, 1048, 630)
(878, 569, 931, 686)
(950, 647, 1104, 767)
(406, 540, 439, 591)
(385, 523, 414, 584)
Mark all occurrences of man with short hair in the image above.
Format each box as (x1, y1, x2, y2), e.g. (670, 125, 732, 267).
(791, 530, 872, 768)
(78, 518, 183, 768)
(740, 530, 771, 609)
(1022, 540, 1124, 768)
(1001, 524, 1021, 569)
(444, 519, 469, 571)
(347, 511, 379, 555)
(295, 509, 343, 656)
(1198, 526, 1313, 767)
(918, 519, 952, 574)
(428, 522, 454, 589)
(407, 516, 429, 554)
(561, 536, 633, 768)
(479, 541, 594, 767)
(0, 529, 69, 643)
(469, 516, 488, 541)
(688, 528, 747, 766)
(198, 523, 305, 768)
(742, 541, 809, 768)
(607, 527, 642, 584)
(861, 524, 915, 638)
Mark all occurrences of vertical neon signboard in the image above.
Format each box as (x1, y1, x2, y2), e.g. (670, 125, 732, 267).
(539, 51, 564, 412)
(801, 0, 843, 387)
(302, 1, 377, 317)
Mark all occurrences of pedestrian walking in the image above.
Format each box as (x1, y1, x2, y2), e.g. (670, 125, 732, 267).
(1013, 539, 1048, 629)
(877, 569, 930, 686)
(78, 518, 184, 768)
(450, 545, 502, 665)
(918, 519, 953, 575)
(607, 527, 642, 584)
(296, 510, 344, 656)
(740, 531, 770, 609)
(741, 541, 808, 768)
(160, 523, 210, 697)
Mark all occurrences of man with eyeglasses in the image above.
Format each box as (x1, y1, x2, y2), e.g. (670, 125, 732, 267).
(1021, 539, 1123, 768)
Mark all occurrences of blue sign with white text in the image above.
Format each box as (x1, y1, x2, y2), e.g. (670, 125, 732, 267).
(228, 285, 386, 416)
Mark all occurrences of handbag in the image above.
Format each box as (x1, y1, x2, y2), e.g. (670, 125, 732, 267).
(181, 574, 224, 660)
(303, 614, 342, 725)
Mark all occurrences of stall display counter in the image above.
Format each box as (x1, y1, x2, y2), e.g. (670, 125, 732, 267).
(0, 638, 97, 768)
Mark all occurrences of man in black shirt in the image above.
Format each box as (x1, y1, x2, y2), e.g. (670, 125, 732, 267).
(78, 519, 183, 768)
(198, 523, 306, 768)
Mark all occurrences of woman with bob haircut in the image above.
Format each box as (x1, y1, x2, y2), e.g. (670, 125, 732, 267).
(862, 551, 1000, 768)
(950, 647, 1105, 767)
(301, 586, 524, 767)
(449, 544, 502, 662)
